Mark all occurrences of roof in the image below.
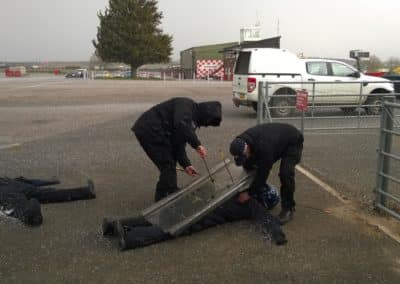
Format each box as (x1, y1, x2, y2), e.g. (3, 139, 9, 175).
(222, 36, 281, 52)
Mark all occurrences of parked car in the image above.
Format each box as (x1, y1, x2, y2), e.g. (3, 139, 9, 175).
(65, 69, 86, 78)
(232, 48, 394, 116)
(381, 74, 400, 99)
(94, 70, 112, 79)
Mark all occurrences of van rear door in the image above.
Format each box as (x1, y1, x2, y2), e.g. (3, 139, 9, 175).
(233, 51, 251, 96)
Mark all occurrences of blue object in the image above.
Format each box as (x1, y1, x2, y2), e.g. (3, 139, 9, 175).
(259, 183, 280, 210)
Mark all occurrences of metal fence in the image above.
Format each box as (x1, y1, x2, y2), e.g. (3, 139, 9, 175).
(375, 101, 400, 220)
(256, 81, 399, 133)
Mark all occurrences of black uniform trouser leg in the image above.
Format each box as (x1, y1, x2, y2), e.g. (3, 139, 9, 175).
(279, 142, 303, 210)
(136, 134, 179, 201)
(29, 185, 94, 203)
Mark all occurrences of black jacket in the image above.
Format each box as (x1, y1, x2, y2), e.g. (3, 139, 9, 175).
(132, 98, 222, 168)
(236, 123, 303, 194)
(0, 177, 43, 225)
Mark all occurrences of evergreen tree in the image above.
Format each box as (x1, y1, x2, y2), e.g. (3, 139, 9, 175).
(93, 0, 172, 78)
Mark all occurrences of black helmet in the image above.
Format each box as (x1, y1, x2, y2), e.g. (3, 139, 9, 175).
(230, 138, 247, 166)
(196, 101, 222, 127)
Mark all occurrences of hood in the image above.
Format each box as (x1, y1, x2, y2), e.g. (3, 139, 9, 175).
(362, 74, 391, 83)
(196, 101, 222, 127)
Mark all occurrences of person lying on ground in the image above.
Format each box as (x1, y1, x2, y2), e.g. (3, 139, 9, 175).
(0, 176, 95, 226)
(102, 183, 286, 250)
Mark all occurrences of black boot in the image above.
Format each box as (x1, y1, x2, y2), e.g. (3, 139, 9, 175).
(87, 179, 96, 198)
(21, 199, 43, 226)
(102, 218, 115, 236)
(115, 221, 128, 251)
(278, 207, 295, 225)
(102, 215, 151, 237)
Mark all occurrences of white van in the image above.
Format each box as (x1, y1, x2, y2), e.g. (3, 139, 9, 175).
(232, 48, 303, 116)
(232, 48, 394, 117)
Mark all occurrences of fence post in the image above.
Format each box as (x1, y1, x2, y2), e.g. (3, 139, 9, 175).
(375, 100, 394, 208)
(357, 82, 364, 128)
(265, 82, 272, 123)
(257, 81, 272, 124)
(311, 82, 316, 117)
(257, 81, 265, 124)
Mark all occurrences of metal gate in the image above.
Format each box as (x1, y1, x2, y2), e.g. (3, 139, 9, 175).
(375, 101, 400, 220)
(256, 81, 398, 133)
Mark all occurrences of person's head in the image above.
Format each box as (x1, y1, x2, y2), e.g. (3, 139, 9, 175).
(230, 138, 250, 166)
(21, 199, 43, 226)
(196, 101, 222, 127)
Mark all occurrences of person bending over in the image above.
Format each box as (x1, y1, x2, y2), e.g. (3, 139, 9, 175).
(132, 97, 222, 201)
(229, 123, 303, 225)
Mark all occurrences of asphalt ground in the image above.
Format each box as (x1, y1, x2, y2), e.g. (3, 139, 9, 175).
(0, 76, 399, 283)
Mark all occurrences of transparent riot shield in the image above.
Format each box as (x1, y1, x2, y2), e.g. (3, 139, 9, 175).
(141, 159, 254, 236)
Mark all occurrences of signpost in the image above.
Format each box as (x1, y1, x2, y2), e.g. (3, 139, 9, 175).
(296, 89, 309, 133)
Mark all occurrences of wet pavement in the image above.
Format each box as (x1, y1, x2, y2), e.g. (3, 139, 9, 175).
(0, 78, 399, 283)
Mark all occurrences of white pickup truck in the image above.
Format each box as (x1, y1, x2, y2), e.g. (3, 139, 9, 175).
(232, 48, 394, 117)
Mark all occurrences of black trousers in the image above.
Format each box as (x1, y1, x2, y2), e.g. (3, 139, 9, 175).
(135, 132, 180, 201)
(28, 185, 94, 203)
(279, 135, 304, 209)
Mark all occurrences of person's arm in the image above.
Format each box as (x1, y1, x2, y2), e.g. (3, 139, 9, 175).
(174, 144, 199, 176)
(173, 100, 201, 149)
(175, 144, 191, 169)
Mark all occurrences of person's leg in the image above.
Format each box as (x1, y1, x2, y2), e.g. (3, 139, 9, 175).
(14, 176, 60, 187)
(245, 198, 287, 245)
(278, 141, 303, 224)
(136, 133, 179, 201)
(116, 220, 171, 251)
(102, 214, 151, 236)
(29, 180, 95, 203)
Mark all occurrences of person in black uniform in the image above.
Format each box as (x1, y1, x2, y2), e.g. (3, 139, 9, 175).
(132, 97, 222, 201)
(0, 177, 95, 226)
(229, 123, 304, 224)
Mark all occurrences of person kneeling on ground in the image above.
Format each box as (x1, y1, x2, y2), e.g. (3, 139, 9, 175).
(0, 176, 96, 226)
(102, 183, 286, 251)
(132, 97, 222, 202)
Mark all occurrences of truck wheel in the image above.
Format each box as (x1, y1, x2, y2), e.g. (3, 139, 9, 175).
(270, 96, 295, 117)
(340, 107, 356, 115)
(365, 96, 383, 115)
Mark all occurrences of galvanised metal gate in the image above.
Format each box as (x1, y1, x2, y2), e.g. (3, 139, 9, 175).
(375, 101, 400, 220)
(256, 81, 398, 133)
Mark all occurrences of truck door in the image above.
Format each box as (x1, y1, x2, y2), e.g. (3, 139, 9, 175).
(329, 62, 361, 104)
(302, 61, 334, 104)
(233, 52, 251, 97)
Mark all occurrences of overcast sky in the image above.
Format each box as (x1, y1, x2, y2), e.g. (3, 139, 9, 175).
(1, 0, 399, 62)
